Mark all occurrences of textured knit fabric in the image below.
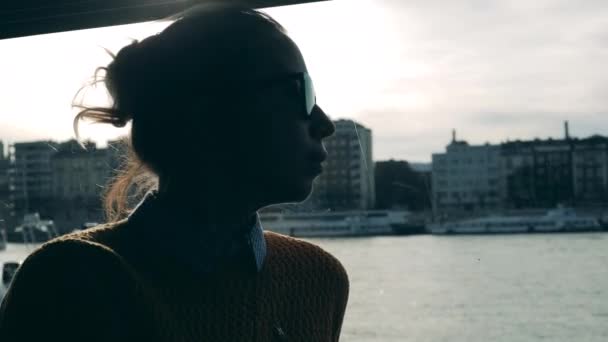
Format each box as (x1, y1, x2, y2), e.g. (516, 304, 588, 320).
(0, 219, 349, 342)
(127, 191, 267, 273)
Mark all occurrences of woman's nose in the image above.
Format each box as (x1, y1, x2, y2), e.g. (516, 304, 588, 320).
(311, 104, 335, 139)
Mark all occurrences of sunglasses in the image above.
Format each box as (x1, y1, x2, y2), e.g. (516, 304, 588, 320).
(256, 71, 317, 117)
(297, 72, 317, 117)
(194, 71, 317, 117)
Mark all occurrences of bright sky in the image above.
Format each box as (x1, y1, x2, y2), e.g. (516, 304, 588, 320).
(1, 0, 608, 162)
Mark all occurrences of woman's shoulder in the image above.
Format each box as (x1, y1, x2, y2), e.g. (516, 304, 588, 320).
(0, 224, 144, 341)
(57, 219, 129, 248)
(26, 228, 124, 268)
(263, 231, 349, 284)
(6, 225, 134, 296)
(20, 221, 125, 266)
(8, 221, 135, 293)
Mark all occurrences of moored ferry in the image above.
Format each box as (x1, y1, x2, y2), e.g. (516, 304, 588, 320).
(429, 207, 602, 234)
(260, 210, 425, 237)
(7, 213, 59, 243)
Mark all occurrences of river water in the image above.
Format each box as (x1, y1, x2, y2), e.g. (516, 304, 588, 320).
(2, 233, 607, 341)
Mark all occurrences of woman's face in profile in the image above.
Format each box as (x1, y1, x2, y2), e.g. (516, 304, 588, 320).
(233, 32, 335, 207)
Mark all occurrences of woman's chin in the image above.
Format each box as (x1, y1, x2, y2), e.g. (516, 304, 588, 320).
(267, 179, 314, 205)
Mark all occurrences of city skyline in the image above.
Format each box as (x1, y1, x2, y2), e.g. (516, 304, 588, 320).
(1, 121, 605, 165)
(2, 0, 608, 162)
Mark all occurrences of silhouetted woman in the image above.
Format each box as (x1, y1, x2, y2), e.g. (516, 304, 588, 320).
(0, 4, 348, 341)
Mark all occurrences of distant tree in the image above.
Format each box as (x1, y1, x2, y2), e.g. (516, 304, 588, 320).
(375, 160, 430, 211)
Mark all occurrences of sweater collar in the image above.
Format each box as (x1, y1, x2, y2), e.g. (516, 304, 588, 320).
(127, 191, 266, 274)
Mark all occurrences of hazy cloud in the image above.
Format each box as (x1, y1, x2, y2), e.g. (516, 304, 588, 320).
(348, 0, 608, 159)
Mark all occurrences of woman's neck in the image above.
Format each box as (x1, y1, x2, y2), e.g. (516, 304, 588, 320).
(156, 183, 259, 232)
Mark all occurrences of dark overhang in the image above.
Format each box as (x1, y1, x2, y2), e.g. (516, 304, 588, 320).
(1, 0, 327, 40)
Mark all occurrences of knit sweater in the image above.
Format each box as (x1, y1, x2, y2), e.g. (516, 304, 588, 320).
(0, 221, 349, 341)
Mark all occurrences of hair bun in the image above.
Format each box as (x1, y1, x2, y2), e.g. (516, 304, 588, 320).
(106, 41, 145, 116)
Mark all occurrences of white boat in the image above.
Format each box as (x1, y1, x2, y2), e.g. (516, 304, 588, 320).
(428, 207, 602, 234)
(260, 210, 424, 237)
(0, 261, 20, 304)
(13, 213, 58, 243)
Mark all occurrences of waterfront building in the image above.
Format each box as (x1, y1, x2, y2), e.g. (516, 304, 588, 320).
(432, 131, 501, 213)
(5, 139, 119, 232)
(0, 141, 9, 201)
(570, 136, 608, 205)
(499, 140, 536, 208)
(0, 142, 12, 229)
(501, 123, 608, 208)
(501, 138, 574, 209)
(51, 140, 112, 200)
(434, 122, 608, 213)
(9, 141, 59, 220)
(305, 119, 375, 211)
(50, 140, 115, 232)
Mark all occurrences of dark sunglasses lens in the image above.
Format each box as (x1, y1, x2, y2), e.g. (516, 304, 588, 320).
(303, 73, 316, 115)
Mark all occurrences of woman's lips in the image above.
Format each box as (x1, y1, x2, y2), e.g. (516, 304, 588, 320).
(306, 162, 324, 176)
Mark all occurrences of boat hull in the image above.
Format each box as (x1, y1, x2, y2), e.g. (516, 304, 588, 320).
(429, 221, 603, 235)
(261, 210, 426, 238)
(268, 226, 395, 238)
